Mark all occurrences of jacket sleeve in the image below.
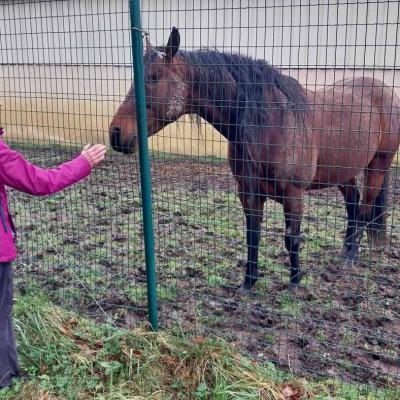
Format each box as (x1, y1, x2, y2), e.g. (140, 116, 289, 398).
(0, 141, 92, 196)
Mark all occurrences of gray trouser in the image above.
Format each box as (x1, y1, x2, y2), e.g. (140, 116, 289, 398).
(0, 262, 19, 388)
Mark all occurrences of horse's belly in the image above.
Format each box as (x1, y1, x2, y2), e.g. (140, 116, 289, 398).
(312, 131, 379, 186)
(311, 165, 363, 188)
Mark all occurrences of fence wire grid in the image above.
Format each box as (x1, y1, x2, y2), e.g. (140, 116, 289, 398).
(1, 0, 400, 397)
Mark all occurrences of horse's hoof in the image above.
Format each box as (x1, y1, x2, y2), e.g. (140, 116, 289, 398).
(288, 282, 300, 293)
(290, 270, 305, 286)
(238, 276, 258, 294)
(343, 258, 356, 270)
(339, 245, 358, 271)
(340, 244, 359, 259)
(339, 248, 349, 260)
(238, 285, 252, 295)
(288, 281, 300, 296)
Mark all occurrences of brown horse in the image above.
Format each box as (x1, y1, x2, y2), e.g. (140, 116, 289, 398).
(109, 27, 400, 290)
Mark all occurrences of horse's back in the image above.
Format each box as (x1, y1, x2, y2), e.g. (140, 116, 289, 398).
(309, 77, 400, 187)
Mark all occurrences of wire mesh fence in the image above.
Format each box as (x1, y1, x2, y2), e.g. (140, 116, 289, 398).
(1, 0, 399, 395)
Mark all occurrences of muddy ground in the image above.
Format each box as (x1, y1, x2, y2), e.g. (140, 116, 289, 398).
(9, 141, 400, 389)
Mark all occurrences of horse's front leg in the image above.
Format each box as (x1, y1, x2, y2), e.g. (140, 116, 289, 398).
(283, 185, 305, 286)
(239, 191, 266, 290)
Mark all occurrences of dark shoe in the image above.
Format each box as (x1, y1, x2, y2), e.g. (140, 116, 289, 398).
(0, 372, 20, 389)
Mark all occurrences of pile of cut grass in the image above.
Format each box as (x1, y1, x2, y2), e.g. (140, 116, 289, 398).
(1, 295, 398, 399)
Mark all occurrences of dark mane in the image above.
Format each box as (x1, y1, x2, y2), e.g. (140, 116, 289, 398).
(177, 49, 308, 134)
(175, 49, 308, 186)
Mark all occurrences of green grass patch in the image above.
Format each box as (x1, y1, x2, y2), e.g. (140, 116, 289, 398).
(150, 149, 226, 164)
(2, 295, 397, 399)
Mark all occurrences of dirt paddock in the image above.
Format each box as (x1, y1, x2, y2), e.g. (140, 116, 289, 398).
(9, 141, 400, 388)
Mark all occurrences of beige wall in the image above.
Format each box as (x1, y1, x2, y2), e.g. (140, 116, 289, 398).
(0, 64, 226, 156)
(3, 0, 398, 68)
(2, 66, 399, 158)
(1, 0, 400, 157)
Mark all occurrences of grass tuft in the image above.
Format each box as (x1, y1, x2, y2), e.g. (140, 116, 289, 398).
(3, 295, 396, 399)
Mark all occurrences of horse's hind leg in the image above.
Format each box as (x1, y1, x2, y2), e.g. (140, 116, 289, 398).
(358, 155, 391, 246)
(338, 178, 361, 268)
(283, 185, 304, 286)
(339, 157, 391, 268)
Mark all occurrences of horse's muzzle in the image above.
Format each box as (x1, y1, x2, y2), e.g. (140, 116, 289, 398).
(110, 127, 135, 154)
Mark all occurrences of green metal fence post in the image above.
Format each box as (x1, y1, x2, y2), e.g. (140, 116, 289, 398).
(129, 0, 158, 331)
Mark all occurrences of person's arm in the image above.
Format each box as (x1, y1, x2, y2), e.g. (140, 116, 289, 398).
(0, 141, 106, 196)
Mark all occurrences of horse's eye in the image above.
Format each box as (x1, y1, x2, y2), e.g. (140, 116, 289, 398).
(149, 74, 158, 82)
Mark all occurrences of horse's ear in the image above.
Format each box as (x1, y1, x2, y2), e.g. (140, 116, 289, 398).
(165, 27, 180, 61)
(145, 36, 153, 54)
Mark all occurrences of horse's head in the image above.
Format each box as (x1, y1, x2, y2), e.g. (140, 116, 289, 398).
(109, 27, 189, 154)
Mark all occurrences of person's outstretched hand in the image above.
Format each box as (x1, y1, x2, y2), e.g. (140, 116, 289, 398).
(81, 144, 107, 168)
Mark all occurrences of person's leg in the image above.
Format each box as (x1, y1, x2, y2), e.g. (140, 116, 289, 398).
(0, 262, 19, 388)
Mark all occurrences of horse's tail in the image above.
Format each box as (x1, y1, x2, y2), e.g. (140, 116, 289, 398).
(367, 170, 389, 247)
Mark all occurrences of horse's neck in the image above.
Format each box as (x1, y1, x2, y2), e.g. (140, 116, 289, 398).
(189, 91, 238, 141)
(194, 107, 231, 140)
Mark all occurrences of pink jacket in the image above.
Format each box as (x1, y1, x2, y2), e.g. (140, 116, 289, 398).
(0, 134, 92, 262)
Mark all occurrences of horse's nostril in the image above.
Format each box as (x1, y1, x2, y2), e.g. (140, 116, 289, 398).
(110, 126, 134, 154)
(110, 126, 122, 150)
